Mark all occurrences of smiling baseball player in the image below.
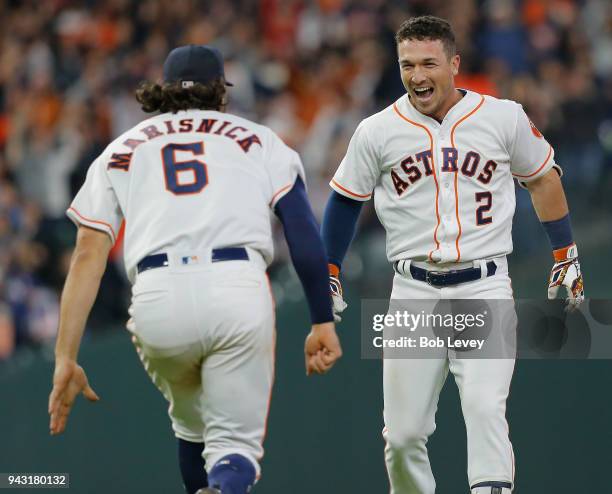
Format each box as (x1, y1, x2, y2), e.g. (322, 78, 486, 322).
(48, 45, 342, 494)
(322, 16, 583, 494)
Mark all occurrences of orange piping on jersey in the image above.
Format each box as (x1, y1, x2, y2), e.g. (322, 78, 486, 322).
(512, 144, 553, 178)
(67, 207, 117, 243)
(269, 183, 293, 206)
(450, 94, 486, 261)
(330, 179, 372, 200)
(392, 102, 440, 261)
(109, 220, 125, 260)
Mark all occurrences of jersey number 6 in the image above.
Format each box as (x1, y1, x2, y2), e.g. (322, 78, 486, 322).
(475, 191, 493, 225)
(162, 142, 208, 195)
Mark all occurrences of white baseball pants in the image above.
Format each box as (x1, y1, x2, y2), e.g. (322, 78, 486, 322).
(383, 257, 515, 493)
(127, 251, 275, 477)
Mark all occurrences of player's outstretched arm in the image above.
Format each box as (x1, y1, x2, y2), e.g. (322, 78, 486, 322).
(49, 226, 111, 434)
(525, 168, 584, 310)
(274, 177, 342, 375)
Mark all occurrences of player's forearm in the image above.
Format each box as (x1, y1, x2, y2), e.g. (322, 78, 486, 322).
(55, 233, 110, 361)
(321, 191, 363, 269)
(284, 218, 334, 323)
(525, 168, 569, 222)
(275, 178, 334, 323)
(526, 168, 576, 252)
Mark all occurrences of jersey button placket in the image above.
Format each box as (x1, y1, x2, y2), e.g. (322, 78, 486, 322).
(437, 129, 457, 263)
(431, 130, 444, 261)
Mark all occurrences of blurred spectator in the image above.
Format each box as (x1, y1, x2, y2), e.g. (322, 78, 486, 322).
(0, 303, 14, 360)
(1, 0, 610, 359)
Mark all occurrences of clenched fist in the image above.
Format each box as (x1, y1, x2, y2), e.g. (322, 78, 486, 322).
(305, 322, 342, 376)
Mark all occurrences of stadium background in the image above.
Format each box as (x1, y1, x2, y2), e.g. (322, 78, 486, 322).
(0, 0, 611, 492)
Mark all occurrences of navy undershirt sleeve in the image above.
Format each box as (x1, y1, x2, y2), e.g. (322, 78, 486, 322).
(541, 213, 573, 250)
(321, 191, 364, 270)
(275, 177, 334, 324)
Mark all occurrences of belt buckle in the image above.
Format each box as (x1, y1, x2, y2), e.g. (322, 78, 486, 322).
(425, 270, 447, 287)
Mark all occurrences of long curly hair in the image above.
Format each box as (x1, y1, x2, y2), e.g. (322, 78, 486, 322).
(135, 79, 227, 113)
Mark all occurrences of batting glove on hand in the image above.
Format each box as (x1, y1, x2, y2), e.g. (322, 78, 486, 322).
(548, 243, 584, 312)
(329, 264, 348, 323)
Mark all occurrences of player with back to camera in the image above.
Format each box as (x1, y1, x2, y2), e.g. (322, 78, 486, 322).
(48, 45, 342, 494)
(321, 16, 584, 494)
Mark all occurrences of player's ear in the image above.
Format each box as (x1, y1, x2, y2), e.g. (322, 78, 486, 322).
(451, 54, 460, 76)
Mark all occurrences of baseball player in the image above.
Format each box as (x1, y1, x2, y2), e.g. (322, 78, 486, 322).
(48, 45, 342, 494)
(321, 16, 584, 494)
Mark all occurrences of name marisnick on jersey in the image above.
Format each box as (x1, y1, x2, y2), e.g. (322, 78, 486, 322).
(389, 147, 498, 196)
(106, 117, 263, 172)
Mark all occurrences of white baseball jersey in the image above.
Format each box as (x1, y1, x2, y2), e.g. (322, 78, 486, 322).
(331, 89, 560, 264)
(67, 109, 304, 281)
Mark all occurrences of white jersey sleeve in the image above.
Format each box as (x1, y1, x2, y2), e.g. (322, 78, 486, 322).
(330, 121, 381, 201)
(67, 153, 123, 244)
(265, 132, 306, 208)
(509, 104, 557, 182)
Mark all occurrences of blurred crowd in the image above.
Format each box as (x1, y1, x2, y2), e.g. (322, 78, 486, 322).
(1, 0, 611, 360)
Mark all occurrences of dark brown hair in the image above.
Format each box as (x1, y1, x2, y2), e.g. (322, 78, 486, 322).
(135, 79, 227, 113)
(395, 16, 456, 58)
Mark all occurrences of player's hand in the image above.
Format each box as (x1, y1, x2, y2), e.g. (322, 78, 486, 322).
(305, 322, 342, 376)
(48, 358, 99, 435)
(329, 265, 348, 322)
(548, 243, 584, 312)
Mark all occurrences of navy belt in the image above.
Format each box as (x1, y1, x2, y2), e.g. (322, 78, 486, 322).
(393, 260, 497, 287)
(137, 247, 249, 274)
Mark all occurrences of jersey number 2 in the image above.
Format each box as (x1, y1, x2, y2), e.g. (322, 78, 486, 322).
(162, 142, 207, 195)
(475, 191, 492, 225)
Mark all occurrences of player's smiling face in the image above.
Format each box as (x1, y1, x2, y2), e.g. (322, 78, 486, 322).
(397, 38, 460, 121)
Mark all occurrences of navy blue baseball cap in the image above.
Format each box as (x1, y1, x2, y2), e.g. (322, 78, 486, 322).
(163, 45, 233, 87)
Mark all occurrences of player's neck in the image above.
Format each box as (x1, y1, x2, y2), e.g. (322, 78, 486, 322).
(426, 88, 464, 124)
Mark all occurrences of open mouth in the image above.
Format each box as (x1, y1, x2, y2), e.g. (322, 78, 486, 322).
(413, 86, 434, 102)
